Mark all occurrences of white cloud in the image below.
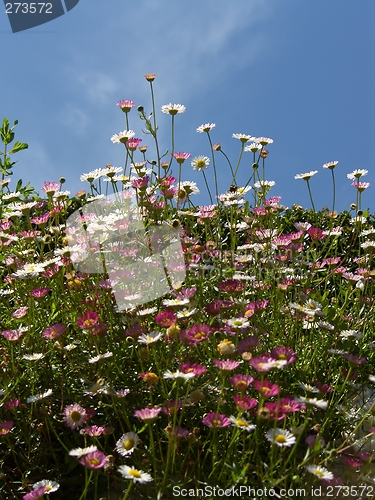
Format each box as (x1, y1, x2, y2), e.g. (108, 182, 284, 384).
(57, 104, 90, 135)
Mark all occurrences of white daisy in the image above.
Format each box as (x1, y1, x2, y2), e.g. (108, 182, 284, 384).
(347, 169, 368, 180)
(161, 103, 186, 115)
(191, 156, 210, 171)
(32, 480, 60, 493)
(137, 331, 163, 345)
(163, 370, 195, 381)
(306, 464, 334, 480)
(115, 432, 139, 457)
(229, 416, 256, 432)
(69, 445, 98, 457)
(196, 123, 215, 133)
(294, 171, 318, 180)
(27, 389, 53, 403)
(232, 133, 254, 143)
(118, 465, 152, 483)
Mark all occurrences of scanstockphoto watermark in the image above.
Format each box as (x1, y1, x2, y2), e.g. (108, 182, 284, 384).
(4, 0, 79, 32)
(66, 190, 186, 312)
(172, 485, 307, 498)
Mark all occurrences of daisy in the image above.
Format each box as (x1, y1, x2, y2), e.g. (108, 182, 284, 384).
(213, 359, 239, 371)
(161, 103, 186, 115)
(88, 352, 113, 364)
(163, 370, 195, 381)
(115, 432, 139, 457)
(232, 133, 254, 143)
(22, 353, 45, 361)
(117, 99, 134, 112)
(202, 412, 231, 428)
(42, 323, 66, 339)
(173, 152, 191, 164)
(162, 298, 190, 307)
(322, 161, 338, 170)
(69, 445, 98, 457)
(134, 407, 161, 423)
(0, 421, 14, 435)
(110, 130, 135, 144)
(305, 464, 334, 480)
(79, 450, 107, 469)
(256, 137, 273, 146)
(230, 374, 254, 391)
(196, 123, 215, 133)
(265, 428, 296, 447)
(26, 389, 53, 403)
(229, 416, 256, 432)
(244, 142, 262, 153)
(118, 465, 152, 483)
(294, 171, 318, 180)
(347, 169, 368, 180)
(137, 331, 163, 345)
(32, 480, 60, 494)
(41, 181, 61, 195)
(63, 403, 87, 429)
(254, 180, 276, 189)
(226, 317, 250, 329)
(294, 397, 328, 409)
(191, 156, 210, 171)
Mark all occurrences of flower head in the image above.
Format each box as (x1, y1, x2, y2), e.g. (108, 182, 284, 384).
(173, 152, 191, 164)
(79, 450, 107, 469)
(294, 171, 318, 180)
(161, 103, 186, 115)
(134, 407, 161, 423)
(115, 432, 139, 457)
(117, 99, 134, 113)
(191, 156, 210, 171)
(118, 465, 152, 483)
(197, 123, 216, 133)
(347, 169, 368, 180)
(202, 412, 231, 428)
(266, 428, 296, 447)
(305, 464, 334, 480)
(63, 403, 87, 429)
(323, 161, 338, 170)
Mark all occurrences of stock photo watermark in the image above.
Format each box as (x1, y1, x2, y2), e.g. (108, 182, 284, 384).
(3, 0, 79, 32)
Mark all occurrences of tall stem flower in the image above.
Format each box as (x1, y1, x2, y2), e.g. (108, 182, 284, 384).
(323, 161, 339, 214)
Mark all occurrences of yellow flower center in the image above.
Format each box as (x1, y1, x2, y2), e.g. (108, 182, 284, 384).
(275, 434, 287, 444)
(70, 411, 82, 423)
(88, 458, 100, 466)
(123, 439, 134, 450)
(129, 469, 141, 478)
(313, 469, 325, 478)
(236, 419, 247, 427)
(194, 332, 206, 340)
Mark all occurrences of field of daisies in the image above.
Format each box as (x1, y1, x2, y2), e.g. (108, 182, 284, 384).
(1, 74, 375, 500)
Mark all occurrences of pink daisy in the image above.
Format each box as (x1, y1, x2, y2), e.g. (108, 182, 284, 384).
(0, 420, 14, 435)
(213, 359, 240, 371)
(42, 323, 66, 339)
(76, 311, 99, 329)
(134, 407, 161, 423)
(253, 380, 280, 398)
(79, 450, 107, 469)
(202, 412, 231, 428)
(230, 374, 254, 392)
(172, 152, 191, 164)
(63, 404, 87, 429)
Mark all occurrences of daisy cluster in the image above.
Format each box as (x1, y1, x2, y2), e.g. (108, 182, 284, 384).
(0, 76, 375, 499)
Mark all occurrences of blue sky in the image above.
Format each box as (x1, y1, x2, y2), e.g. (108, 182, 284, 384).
(1, 0, 374, 213)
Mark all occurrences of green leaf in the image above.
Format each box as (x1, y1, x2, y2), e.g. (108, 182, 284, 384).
(10, 141, 28, 154)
